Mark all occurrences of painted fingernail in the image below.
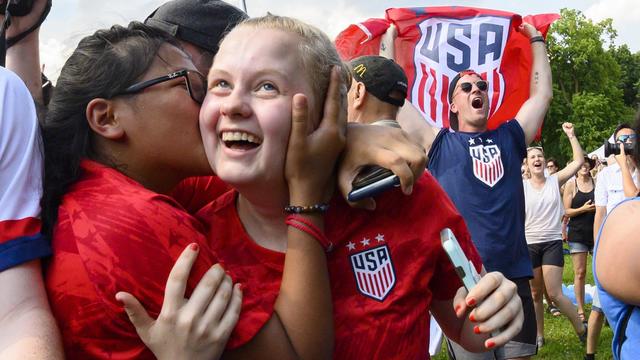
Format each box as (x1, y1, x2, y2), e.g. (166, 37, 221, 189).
(469, 313, 477, 322)
(238, 283, 244, 291)
(454, 304, 461, 314)
(474, 325, 481, 334)
(486, 340, 496, 349)
(467, 298, 476, 307)
(190, 243, 199, 251)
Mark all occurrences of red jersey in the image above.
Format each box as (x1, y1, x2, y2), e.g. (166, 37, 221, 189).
(170, 175, 230, 215)
(45, 160, 223, 359)
(198, 172, 482, 359)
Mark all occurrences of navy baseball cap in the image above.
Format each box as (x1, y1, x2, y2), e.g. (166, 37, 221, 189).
(145, 0, 248, 54)
(350, 55, 408, 107)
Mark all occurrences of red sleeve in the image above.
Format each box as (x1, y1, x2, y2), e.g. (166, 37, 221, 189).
(46, 191, 220, 359)
(170, 176, 230, 214)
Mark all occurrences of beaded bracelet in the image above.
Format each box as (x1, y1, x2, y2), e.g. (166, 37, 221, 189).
(285, 214, 333, 252)
(529, 35, 545, 44)
(284, 203, 330, 214)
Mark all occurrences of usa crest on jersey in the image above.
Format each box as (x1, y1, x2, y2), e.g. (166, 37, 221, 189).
(349, 241, 396, 301)
(468, 137, 504, 187)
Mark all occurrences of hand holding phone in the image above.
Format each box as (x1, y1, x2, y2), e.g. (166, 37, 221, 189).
(440, 228, 481, 291)
(347, 166, 400, 202)
(441, 228, 503, 353)
(347, 119, 402, 202)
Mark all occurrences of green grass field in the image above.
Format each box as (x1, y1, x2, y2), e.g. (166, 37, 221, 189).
(433, 250, 614, 359)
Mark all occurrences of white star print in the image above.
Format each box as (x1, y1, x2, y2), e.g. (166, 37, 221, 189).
(487, 139, 494, 144)
(375, 234, 385, 242)
(468, 138, 475, 145)
(361, 238, 370, 247)
(347, 241, 356, 251)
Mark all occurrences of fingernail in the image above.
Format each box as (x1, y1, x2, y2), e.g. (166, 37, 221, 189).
(190, 243, 199, 251)
(486, 340, 496, 349)
(469, 313, 477, 322)
(454, 304, 461, 315)
(474, 325, 481, 334)
(238, 283, 244, 291)
(467, 298, 476, 307)
(405, 184, 413, 195)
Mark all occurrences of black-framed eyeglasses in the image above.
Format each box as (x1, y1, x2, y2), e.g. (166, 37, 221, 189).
(458, 80, 488, 93)
(117, 69, 207, 104)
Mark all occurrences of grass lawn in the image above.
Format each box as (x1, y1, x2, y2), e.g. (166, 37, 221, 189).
(433, 249, 614, 359)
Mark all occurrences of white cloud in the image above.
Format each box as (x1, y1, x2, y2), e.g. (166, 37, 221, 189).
(585, 0, 640, 22)
(584, 0, 640, 50)
(39, 38, 70, 82)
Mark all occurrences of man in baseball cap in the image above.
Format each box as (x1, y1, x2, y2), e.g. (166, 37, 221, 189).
(145, 0, 248, 74)
(347, 55, 408, 125)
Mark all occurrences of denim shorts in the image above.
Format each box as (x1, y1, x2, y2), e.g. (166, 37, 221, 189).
(568, 241, 592, 254)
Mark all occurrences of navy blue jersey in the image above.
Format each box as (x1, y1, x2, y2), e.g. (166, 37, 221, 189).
(427, 120, 531, 279)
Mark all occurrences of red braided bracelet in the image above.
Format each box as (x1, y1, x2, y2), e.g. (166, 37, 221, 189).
(285, 214, 333, 252)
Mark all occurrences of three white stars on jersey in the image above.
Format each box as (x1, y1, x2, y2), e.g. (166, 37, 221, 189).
(347, 233, 385, 251)
(468, 138, 493, 145)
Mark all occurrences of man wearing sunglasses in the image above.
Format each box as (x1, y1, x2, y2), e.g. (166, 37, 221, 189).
(381, 21, 552, 359)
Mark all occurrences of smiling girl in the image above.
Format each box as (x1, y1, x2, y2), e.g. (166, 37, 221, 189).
(197, 14, 525, 359)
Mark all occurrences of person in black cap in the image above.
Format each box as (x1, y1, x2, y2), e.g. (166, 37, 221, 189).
(145, 0, 248, 75)
(347, 55, 408, 125)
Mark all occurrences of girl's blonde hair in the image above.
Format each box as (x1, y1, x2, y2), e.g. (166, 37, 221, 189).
(231, 14, 349, 116)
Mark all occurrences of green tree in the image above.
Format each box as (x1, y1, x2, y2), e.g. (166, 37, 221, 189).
(542, 8, 635, 162)
(611, 44, 640, 109)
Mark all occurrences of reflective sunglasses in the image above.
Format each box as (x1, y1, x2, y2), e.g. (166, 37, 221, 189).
(118, 69, 207, 104)
(458, 80, 488, 93)
(616, 134, 637, 143)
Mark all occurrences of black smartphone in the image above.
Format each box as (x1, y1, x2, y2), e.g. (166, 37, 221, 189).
(347, 166, 400, 202)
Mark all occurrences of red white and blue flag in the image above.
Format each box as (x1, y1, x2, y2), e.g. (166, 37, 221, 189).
(335, 7, 559, 130)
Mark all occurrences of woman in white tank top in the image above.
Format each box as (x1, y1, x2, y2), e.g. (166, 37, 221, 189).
(523, 123, 587, 347)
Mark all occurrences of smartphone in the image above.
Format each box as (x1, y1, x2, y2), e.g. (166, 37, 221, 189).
(441, 228, 503, 353)
(440, 228, 481, 291)
(347, 166, 400, 202)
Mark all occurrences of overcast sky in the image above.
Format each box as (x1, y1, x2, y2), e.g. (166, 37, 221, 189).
(39, 0, 640, 81)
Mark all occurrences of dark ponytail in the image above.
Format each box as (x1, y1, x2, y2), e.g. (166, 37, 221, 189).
(41, 21, 179, 238)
